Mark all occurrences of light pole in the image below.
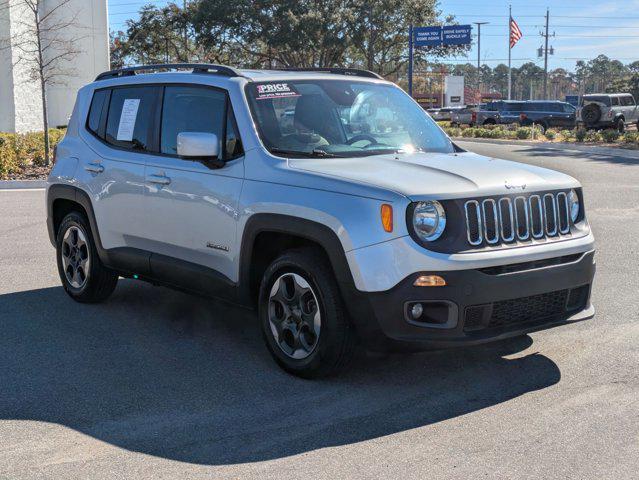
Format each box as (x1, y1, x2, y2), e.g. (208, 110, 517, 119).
(474, 22, 489, 103)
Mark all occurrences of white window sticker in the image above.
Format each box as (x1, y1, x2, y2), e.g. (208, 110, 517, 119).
(116, 98, 141, 141)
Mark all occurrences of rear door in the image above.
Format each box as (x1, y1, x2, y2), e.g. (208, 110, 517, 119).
(142, 84, 244, 282)
(81, 85, 161, 256)
(558, 103, 577, 128)
(622, 95, 638, 122)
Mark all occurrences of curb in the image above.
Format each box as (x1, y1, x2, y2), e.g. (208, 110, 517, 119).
(453, 137, 639, 158)
(0, 180, 47, 190)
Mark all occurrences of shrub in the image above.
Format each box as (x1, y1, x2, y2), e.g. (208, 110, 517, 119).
(544, 129, 557, 141)
(622, 132, 639, 144)
(575, 128, 587, 142)
(515, 127, 531, 140)
(0, 129, 65, 179)
(601, 129, 620, 143)
(445, 127, 462, 138)
(585, 130, 602, 143)
(462, 127, 477, 138)
(560, 129, 576, 141)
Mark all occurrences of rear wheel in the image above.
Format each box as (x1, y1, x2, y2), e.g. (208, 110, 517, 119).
(616, 118, 626, 134)
(56, 212, 118, 303)
(258, 248, 356, 378)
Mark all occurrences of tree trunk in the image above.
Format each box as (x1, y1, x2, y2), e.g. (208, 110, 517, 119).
(35, 4, 50, 166)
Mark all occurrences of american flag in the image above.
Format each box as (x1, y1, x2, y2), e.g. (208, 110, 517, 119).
(510, 17, 523, 48)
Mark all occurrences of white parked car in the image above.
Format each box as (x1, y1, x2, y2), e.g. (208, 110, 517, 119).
(47, 64, 596, 377)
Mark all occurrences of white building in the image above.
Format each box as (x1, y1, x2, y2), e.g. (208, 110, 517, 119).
(0, 0, 109, 133)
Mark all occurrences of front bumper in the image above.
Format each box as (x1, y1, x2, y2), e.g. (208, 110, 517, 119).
(345, 250, 595, 352)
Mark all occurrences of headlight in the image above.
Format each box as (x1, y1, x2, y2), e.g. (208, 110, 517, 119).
(412, 201, 446, 242)
(568, 189, 580, 222)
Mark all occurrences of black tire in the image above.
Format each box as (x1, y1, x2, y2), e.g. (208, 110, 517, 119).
(258, 248, 356, 378)
(581, 103, 601, 125)
(56, 212, 118, 303)
(536, 122, 548, 135)
(616, 118, 625, 134)
(483, 119, 496, 126)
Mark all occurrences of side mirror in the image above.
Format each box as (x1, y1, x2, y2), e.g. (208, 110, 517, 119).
(177, 132, 223, 168)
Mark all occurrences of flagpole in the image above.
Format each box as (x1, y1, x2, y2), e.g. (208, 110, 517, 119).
(508, 4, 512, 100)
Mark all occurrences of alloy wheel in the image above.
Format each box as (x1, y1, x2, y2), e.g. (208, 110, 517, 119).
(61, 226, 90, 289)
(268, 273, 321, 360)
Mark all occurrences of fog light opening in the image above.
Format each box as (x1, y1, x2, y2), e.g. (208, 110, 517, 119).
(410, 303, 424, 319)
(414, 275, 446, 287)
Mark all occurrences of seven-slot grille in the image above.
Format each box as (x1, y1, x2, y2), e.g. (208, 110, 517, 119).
(464, 191, 571, 247)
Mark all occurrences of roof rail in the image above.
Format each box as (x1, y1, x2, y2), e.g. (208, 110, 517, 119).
(271, 67, 383, 80)
(95, 63, 245, 81)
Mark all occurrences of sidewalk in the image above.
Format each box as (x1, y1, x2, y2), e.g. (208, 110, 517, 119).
(0, 180, 47, 190)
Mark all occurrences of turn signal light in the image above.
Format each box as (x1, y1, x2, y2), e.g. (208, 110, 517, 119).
(381, 204, 393, 232)
(413, 275, 446, 287)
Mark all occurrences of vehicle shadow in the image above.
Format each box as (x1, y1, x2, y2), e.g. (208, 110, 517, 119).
(0, 280, 560, 465)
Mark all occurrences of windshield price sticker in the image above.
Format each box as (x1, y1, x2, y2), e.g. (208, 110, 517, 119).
(255, 83, 301, 100)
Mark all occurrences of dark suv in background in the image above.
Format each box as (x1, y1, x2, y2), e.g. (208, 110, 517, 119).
(475, 100, 577, 132)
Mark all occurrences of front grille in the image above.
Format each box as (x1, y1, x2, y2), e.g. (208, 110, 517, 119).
(464, 191, 572, 247)
(464, 285, 589, 332)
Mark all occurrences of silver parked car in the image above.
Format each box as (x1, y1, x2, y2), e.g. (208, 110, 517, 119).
(577, 93, 639, 132)
(450, 104, 480, 126)
(47, 64, 596, 377)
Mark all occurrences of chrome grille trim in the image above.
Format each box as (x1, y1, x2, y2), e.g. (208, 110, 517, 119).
(528, 195, 544, 239)
(464, 200, 483, 246)
(463, 191, 573, 247)
(481, 199, 499, 244)
(514, 196, 530, 240)
(498, 198, 515, 242)
(543, 193, 558, 236)
(556, 192, 570, 234)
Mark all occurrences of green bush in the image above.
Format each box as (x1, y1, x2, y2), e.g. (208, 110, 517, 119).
(575, 128, 587, 142)
(0, 129, 65, 179)
(515, 127, 532, 140)
(560, 129, 576, 141)
(544, 129, 557, 141)
(601, 129, 620, 143)
(622, 132, 639, 144)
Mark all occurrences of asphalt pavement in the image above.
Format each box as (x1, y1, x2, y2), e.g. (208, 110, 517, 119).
(0, 141, 637, 479)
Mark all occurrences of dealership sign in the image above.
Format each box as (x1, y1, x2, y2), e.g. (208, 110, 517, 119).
(413, 25, 472, 47)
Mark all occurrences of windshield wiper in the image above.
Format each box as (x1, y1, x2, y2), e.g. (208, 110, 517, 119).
(269, 148, 343, 158)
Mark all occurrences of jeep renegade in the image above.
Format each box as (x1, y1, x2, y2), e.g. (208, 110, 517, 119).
(47, 64, 596, 378)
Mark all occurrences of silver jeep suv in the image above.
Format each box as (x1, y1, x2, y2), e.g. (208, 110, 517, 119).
(578, 93, 639, 132)
(47, 64, 596, 377)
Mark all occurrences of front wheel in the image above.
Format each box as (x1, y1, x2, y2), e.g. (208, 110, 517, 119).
(258, 248, 356, 378)
(56, 212, 118, 303)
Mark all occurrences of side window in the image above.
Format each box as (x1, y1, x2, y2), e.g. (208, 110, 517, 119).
(87, 89, 109, 137)
(563, 103, 575, 114)
(611, 97, 620, 106)
(105, 86, 160, 151)
(161, 86, 226, 156)
(623, 96, 635, 106)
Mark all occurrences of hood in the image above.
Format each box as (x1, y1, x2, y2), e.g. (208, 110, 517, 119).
(288, 151, 579, 200)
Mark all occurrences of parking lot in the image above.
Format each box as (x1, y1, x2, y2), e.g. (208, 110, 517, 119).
(0, 140, 637, 479)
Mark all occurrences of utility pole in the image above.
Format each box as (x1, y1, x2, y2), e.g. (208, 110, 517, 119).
(542, 8, 551, 99)
(474, 22, 489, 103)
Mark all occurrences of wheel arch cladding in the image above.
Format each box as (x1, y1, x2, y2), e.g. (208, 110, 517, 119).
(238, 214, 357, 308)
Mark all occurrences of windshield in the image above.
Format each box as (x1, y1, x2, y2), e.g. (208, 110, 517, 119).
(246, 80, 454, 157)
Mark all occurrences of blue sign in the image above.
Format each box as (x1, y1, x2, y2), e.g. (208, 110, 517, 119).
(413, 25, 473, 47)
(443, 25, 472, 45)
(414, 26, 443, 47)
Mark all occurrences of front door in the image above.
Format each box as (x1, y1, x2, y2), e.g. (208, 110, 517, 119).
(142, 85, 244, 283)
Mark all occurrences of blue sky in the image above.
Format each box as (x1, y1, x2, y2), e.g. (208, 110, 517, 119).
(107, 0, 639, 71)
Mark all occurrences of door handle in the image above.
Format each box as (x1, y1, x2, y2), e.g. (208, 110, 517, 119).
(84, 162, 104, 174)
(147, 174, 171, 185)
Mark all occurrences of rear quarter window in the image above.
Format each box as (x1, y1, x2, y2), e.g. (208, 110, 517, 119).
(87, 89, 109, 136)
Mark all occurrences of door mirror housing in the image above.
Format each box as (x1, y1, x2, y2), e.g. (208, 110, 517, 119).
(177, 132, 223, 168)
